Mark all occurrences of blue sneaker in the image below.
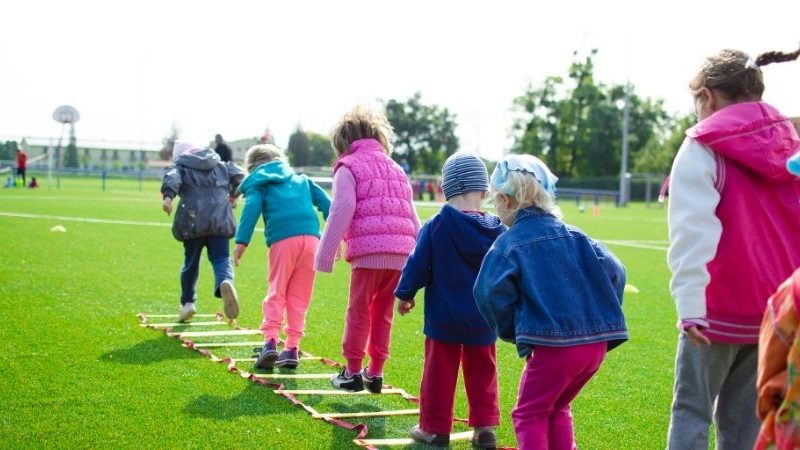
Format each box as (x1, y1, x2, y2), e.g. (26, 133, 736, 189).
(275, 347, 299, 369)
(254, 339, 278, 369)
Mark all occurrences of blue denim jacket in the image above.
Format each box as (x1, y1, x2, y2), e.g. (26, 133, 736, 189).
(473, 206, 628, 358)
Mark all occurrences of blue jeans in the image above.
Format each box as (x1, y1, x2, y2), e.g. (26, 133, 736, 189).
(180, 236, 233, 305)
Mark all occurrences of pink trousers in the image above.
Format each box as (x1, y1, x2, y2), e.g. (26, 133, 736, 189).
(513, 342, 607, 450)
(260, 235, 319, 349)
(342, 268, 401, 376)
(419, 337, 500, 434)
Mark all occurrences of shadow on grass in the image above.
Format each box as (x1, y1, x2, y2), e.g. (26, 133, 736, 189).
(182, 383, 298, 420)
(98, 335, 200, 365)
(324, 403, 388, 450)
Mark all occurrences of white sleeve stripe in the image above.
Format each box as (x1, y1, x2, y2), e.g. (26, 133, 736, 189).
(667, 138, 723, 320)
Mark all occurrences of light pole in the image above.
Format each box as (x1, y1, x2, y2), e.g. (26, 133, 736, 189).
(618, 84, 630, 206)
(52, 105, 80, 189)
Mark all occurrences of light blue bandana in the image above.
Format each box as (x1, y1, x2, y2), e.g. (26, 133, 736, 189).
(491, 154, 558, 196)
(788, 151, 800, 176)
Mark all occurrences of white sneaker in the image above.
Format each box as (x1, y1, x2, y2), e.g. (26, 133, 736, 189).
(178, 302, 196, 323)
(219, 280, 239, 320)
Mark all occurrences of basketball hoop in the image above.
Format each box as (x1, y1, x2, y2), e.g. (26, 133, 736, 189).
(52, 105, 80, 124)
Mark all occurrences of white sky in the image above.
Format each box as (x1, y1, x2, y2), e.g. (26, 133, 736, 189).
(1, 0, 798, 160)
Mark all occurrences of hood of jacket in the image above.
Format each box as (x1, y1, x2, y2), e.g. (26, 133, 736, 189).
(438, 203, 505, 266)
(175, 148, 221, 171)
(687, 101, 800, 182)
(239, 160, 295, 193)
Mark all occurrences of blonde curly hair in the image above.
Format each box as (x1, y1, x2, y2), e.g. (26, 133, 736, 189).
(330, 105, 394, 156)
(244, 144, 284, 173)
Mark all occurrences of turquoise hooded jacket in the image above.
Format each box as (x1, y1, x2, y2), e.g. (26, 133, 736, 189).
(235, 161, 331, 247)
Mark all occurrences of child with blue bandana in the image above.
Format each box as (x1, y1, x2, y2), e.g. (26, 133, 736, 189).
(474, 154, 628, 450)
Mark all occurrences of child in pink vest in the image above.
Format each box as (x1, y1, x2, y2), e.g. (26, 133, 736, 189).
(666, 46, 800, 449)
(315, 105, 420, 393)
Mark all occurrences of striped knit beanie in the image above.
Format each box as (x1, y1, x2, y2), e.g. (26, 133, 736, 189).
(441, 153, 489, 200)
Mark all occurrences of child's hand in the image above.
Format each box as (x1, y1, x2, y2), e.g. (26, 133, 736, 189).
(335, 243, 344, 261)
(162, 197, 173, 216)
(397, 298, 415, 316)
(234, 244, 247, 266)
(685, 326, 711, 346)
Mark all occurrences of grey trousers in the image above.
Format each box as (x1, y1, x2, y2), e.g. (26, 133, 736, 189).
(666, 334, 759, 450)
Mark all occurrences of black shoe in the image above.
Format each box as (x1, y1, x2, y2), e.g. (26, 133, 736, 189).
(275, 347, 299, 369)
(361, 369, 382, 394)
(471, 428, 497, 449)
(410, 425, 450, 447)
(254, 339, 278, 369)
(330, 369, 364, 392)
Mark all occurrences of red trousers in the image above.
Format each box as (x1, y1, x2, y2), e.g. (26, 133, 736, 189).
(419, 337, 500, 434)
(342, 268, 401, 375)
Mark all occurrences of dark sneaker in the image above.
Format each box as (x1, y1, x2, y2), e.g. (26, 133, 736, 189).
(410, 425, 449, 447)
(471, 428, 497, 449)
(330, 369, 364, 392)
(361, 369, 382, 394)
(254, 339, 278, 369)
(219, 280, 239, 320)
(275, 347, 299, 369)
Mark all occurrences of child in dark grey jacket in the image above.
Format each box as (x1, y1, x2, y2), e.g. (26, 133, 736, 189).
(161, 140, 245, 322)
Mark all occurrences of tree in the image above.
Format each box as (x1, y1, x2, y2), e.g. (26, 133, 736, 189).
(80, 148, 91, 169)
(64, 125, 80, 168)
(159, 123, 180, 161)
(0, 141, 13, 161)
(307, 132, 335, 166)
(287, 126, 311, 167)
(633, 114, 694, 175)
(384, 92, 460, 174)
(510, 50, 672, 178)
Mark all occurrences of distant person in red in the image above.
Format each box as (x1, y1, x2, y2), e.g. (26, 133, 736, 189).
(28, 177, 39, 189)
(658, 175, 670, 203)
(16, 148, 27, 187)
(214, 134, 233, 162)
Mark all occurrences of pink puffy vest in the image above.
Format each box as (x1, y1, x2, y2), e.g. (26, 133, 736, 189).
(333, 139, 417, 261)
(688, 102, 800, 343)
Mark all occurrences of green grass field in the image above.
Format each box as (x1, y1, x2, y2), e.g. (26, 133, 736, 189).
(0, 180, 677, 449)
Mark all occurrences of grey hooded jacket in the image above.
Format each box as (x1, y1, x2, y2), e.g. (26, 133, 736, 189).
(161, 148, 244, 241)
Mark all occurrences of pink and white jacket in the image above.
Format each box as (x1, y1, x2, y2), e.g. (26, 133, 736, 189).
(315, 139, 419, 273)
(668, 102, 800, 344)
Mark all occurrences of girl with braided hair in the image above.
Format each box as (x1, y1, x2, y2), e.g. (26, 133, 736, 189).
(666, 45, 800, 449)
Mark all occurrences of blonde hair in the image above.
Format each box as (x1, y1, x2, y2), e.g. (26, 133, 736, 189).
(689, 46, 800, 102)
(493, 170, 562, 219)
(330, 105, 394, 156)
(244, 144, 284, 173)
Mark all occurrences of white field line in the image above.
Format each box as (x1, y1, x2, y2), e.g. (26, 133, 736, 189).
(602, 240, 668, 252)
(0, 211, 170, 227)
(0, 211, 264, 232)
(0, 196, 156, 202)
(2, 211, 668, 254)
